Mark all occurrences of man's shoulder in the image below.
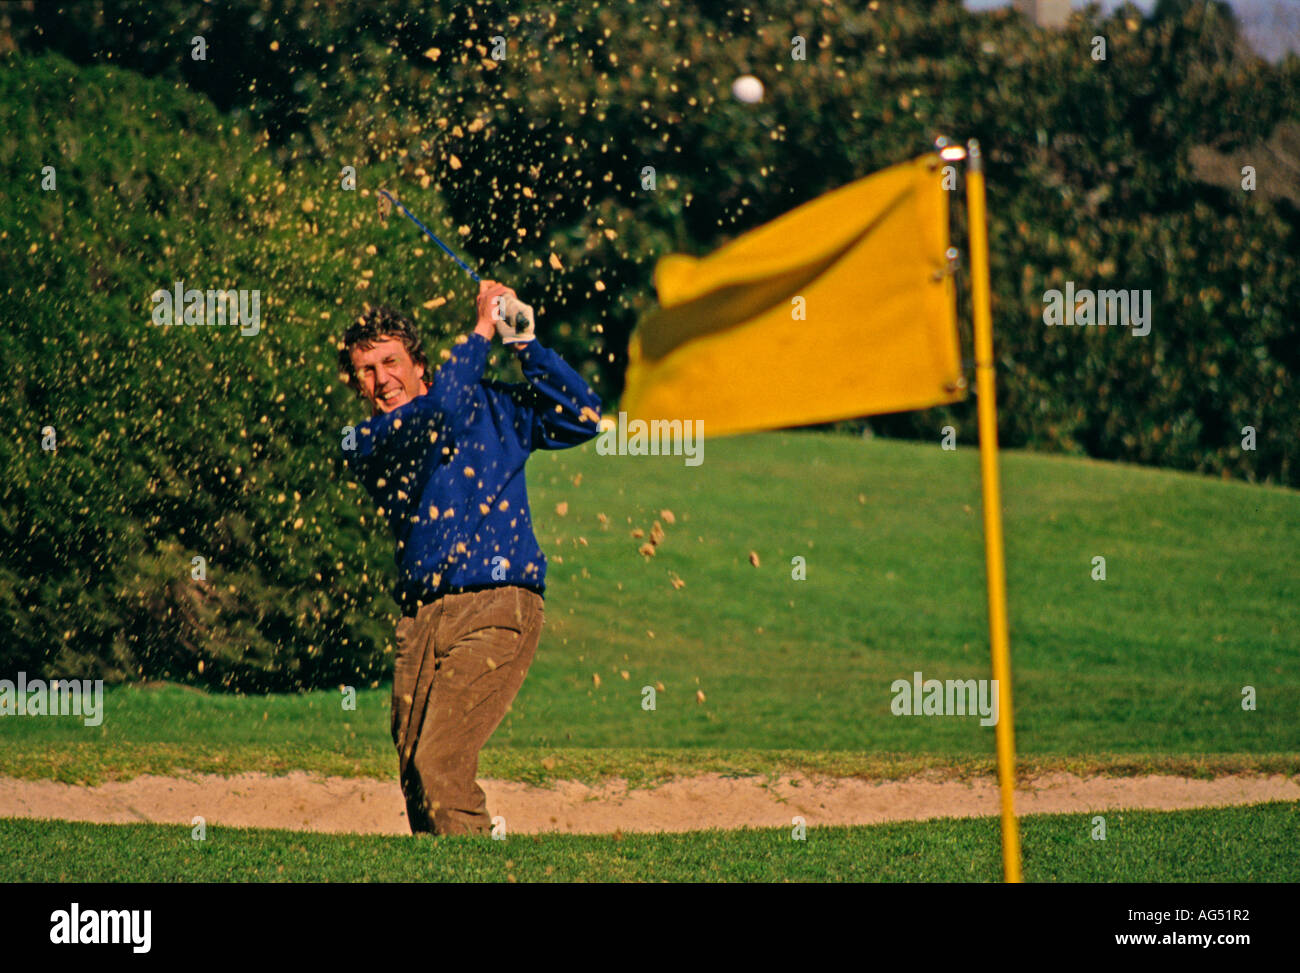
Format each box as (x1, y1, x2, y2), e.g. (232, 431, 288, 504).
(482, 378, 534, 404)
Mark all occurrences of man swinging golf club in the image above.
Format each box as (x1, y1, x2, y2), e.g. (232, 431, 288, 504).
(338, 280, 601, 835)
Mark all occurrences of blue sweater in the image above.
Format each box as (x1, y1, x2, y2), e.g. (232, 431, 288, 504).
(342, 334, 601, 611)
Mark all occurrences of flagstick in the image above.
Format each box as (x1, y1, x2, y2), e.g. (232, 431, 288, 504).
(966, 140, 1023, 884)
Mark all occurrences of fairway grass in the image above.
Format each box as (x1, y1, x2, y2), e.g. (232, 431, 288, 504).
(4, 740, 1299, 789)
(4, 436, 1297, 785)
(3, 802, 1295, 883)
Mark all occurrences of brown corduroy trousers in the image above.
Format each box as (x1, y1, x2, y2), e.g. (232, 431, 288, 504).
(391, 585, 544, 836)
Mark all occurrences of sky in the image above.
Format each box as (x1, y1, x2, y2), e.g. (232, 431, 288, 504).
(963, 0, 1300, 61)
(964, 0, 1153, 9)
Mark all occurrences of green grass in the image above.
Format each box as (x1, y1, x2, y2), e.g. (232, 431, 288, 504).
(3, 802, 1296, 882)
(6, 737, 1300, 789)
(3, 435, 1296, 784)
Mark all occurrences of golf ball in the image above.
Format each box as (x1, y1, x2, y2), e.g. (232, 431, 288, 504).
(731, 74, 764, 104)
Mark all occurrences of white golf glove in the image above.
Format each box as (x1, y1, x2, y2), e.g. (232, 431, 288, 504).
(494, 296, 535, 344)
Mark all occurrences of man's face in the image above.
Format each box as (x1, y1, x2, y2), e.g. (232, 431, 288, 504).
(349, 336, 428, 415)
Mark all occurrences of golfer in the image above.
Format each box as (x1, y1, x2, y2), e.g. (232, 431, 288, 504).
(338, 280, 601, 835)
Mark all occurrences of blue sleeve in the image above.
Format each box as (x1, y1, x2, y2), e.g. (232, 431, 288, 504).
(428, 333, 490, 425)
(514, 340, 602, 450)
(342, 391, 443, 484)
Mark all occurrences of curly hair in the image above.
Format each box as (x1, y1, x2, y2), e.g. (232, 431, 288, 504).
(337, 305, 429, 397)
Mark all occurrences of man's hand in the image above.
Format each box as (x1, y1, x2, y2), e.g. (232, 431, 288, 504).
(474, 279, 512, 340)
(475, 279, 535, 345)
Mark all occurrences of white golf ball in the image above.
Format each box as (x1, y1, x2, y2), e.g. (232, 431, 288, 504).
(731, 74, 764, 104)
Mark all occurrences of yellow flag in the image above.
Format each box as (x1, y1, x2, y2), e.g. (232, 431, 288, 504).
(620, 154, 965, 437)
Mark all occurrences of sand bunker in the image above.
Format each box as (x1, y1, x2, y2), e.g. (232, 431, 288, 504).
(1, 771, 1296, 835)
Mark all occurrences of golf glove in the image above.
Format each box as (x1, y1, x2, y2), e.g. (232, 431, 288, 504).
(495, 297, 535, 344)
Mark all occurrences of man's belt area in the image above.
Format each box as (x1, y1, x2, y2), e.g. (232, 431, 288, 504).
(400, 582, 545, 617)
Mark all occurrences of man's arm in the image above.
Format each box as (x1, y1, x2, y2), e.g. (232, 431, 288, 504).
(462, 278, 601, 448)
(427, 332, 490, 424)
(482, 279, 601, 449)
(512, 339, 603, 449)
(419, 281, 511, 424)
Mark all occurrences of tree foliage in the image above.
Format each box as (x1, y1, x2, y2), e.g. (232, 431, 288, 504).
(2, 1, 1296, 686)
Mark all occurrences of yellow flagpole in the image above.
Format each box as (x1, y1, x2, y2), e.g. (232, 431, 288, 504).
(966, 139, 1023, 883)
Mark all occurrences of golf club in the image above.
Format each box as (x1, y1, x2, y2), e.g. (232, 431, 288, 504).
(375, 187, 535, 334)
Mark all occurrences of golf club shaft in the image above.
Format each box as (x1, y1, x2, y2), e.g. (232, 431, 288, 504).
(377, 188, 481, 283)
(377, 188, 533, 331)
